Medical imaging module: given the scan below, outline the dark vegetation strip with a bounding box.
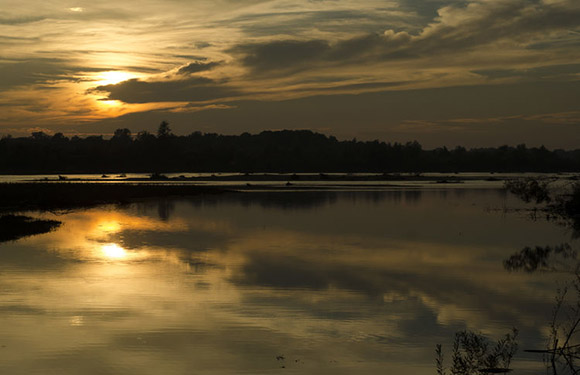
[0,183,228,213]
[1,127,579,173]
[0,215,61,243]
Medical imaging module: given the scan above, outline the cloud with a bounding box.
[473,63,580,81]
[176,61,221,75]
[0,16,46,25]
[230,39,331,72]
[0,59,161,89]
[216,8,417,37]
[230,0,580,74]
[91,76,240,103]
[0,59,75,88]
[0,35,39,44]
[414,0,580,52]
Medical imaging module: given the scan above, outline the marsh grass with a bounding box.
[0,215,61,243]
[0,182,226,212]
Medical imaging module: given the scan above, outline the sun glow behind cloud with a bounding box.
[94,71,136,86]
[89,71,135,110]
[79,70,174,117]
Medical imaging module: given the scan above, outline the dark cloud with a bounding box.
[0,35,39,43]
[0,59,74,88]
[408,0,580,54]
[302,80,411,93]
[91,76,240,103]
[171,54,208,60]
[177,61,221,75]
[193,42,212,49]
[473,63,580,81]
[122,65,164,74]
[230,0,580,73]
[528,37,580,50]
[0,16,46,25]
[230,39,331,72]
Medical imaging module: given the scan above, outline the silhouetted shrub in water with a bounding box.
[505,178,580,236]
[504,178,554,204]
[523,279,580,375]
[436,329,518,375]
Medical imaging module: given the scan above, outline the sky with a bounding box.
[1,0,579,148]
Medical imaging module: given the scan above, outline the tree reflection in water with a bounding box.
[504,178,580,374]
[438,178,580,374]
[504,249,580,375]
[436,329,518,374]
[532,282,580,375]
[504,244,576,273]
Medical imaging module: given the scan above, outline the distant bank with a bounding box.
[1,128,579,174]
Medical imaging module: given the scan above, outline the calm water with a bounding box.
[0,188,576,374]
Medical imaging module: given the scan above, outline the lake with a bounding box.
[0,187,576,374]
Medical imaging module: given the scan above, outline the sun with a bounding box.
[95,71,134,86]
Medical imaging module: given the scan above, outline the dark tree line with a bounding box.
[1,123,579,173]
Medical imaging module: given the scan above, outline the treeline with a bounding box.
[1,124,579,173]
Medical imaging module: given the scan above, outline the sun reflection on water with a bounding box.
[101,243,127,259]
[98,220,121,233]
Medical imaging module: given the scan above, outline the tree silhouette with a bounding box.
[0,128,579,174]
[136,130,155,142]
[157,121,172,138]
[112,128,132,141]
[31,131,50,140]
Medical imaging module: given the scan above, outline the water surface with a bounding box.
[0,189,575,374]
